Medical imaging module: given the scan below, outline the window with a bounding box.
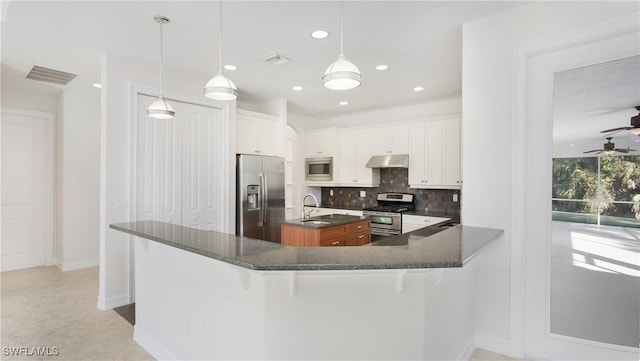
[552,155,640,228]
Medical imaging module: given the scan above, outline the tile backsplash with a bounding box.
[320,168,460,216]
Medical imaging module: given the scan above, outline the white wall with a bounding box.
[1,81,101,271]
[1,88,58,114]
[318,96,461,129]
[58,77,101,270]
[99,54,234,309]
[461,1,639,357]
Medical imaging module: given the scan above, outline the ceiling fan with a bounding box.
[600,106,640,136]
[583,137,636,155]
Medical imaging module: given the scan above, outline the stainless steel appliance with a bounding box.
[363,193,415,237]
[305,156,333,181]
[236,154,285,243]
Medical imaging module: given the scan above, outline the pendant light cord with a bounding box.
[159,19,164,97]
[339,0,344,56]
[219,0,223,73]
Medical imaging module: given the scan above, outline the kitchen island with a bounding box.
[111,220,503,360]
[280,214,371,247]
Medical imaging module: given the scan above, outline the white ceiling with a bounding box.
[553,56,640,147]
[1,0,526,118]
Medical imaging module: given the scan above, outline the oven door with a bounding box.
[364,212,401,233]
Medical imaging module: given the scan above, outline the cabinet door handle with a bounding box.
[358,235,365,239]
[357,225,362,229]
[331,241,340,246]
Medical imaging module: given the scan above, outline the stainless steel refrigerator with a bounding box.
[236,154,285,243]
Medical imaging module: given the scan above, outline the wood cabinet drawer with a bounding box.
[346,232,370,246]
[347,221,370,233]
[319,225,348,241]
[319,237,347,247]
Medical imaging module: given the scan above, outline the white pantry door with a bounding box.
[136,95,223,231]
[1,108,53,272]
[181,104,222,231]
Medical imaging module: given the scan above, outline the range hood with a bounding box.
[365,154,409,168]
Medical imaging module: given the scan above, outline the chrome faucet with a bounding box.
[301,193,320,219]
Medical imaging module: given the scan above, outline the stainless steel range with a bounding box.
[363,193,415,237]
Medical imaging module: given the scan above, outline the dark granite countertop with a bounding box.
[282,214,368,229]
[110,220,501,271]
[304,205,460,222]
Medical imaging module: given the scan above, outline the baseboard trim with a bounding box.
[134,326,177,361]
[457,335,477,361]
[58,258,99,272]
[475,333,511,357]
[97,292,129,311]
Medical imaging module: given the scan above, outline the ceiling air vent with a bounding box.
[261,53,291,66]
[25,65,77,85]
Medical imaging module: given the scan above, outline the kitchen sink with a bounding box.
[301,220,333,225]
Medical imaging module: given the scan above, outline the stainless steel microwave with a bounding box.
[305,156,333,181]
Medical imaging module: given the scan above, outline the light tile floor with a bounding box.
[1,266,519,361]
[1,266,153,361]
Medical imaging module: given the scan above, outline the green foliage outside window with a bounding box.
[552,155,640,227]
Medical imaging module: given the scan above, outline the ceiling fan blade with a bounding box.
[613,148,636,153]
[583,149,602,154]
[600,126,632,133]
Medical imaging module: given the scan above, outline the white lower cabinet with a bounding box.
[401,214,451,234]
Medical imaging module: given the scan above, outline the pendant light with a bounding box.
[204,0,238,100]
[147,16,175,119]
[322,0,361,90]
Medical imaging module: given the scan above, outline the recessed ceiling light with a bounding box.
[413,86,424,92]
[311,30,329,39]
[375,65,389,71]
[292,86,303,91]
[339,101,349,106]
[569,143,575,147]
[224,64,238,71]
[92,83,102,88]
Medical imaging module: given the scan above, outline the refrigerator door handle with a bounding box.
[258,173,265,226]
[263,173,269,224]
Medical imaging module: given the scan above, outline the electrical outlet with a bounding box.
[360,190,366,197]
[453,194,458,202]
[330,189,334,196]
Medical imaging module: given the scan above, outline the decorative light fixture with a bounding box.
[322,0,361,90]
[311,30,329,39]
[204,0,238,101]
[147,16,175,119]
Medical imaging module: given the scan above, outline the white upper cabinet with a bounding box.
[408,117,461,189]
[304,128,339,156]
[339,128,380,187]
[236,109,284,157]
[371,123,409,155]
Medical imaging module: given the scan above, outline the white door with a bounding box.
[1,108,53,272]
[181,105,222,231]
[136,95,223,231]
[522,29,639,360]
